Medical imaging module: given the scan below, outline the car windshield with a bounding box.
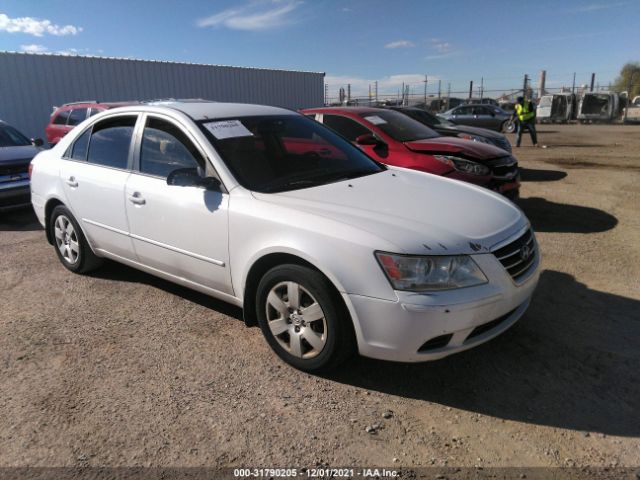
[403,109,455,128]
[0,124,31,147]
[198,115,385,193]
[358,110,439,142]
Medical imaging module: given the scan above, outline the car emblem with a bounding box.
[520,244,532,261]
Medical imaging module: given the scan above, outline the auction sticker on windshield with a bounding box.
[203,120,253,139]
[364,115,387,125]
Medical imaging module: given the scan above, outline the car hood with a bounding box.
[253,168,526,255]
[437,125,506,140]
[0,145,40,163]
[403,137,509,160]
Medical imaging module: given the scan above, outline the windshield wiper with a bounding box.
[260,169,377,193]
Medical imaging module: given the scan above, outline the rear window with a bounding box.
[67,108,88,126]
[53,110,71,125]
[358,110,439,142]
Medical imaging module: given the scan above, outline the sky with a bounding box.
[1,0,638,99]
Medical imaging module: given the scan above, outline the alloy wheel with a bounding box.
[54,215,80,265]
[265,281,327,359]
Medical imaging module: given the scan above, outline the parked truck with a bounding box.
[577,92,622,123]
[537,93,577,123]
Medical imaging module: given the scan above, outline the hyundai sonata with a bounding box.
[30,101,539,371]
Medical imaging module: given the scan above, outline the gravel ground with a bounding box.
[1,124,638,473]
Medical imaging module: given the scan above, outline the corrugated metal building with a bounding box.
[0,52,325,139]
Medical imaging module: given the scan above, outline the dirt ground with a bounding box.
[1,124,639,475]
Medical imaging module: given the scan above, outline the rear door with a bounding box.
[59,114,138,259]
[451,106,474,125]
[124,114,232,294]
[472,106,492,128]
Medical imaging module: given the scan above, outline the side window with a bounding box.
[69,128,91,161]
[139,117,203,179]
[86,116,137,169]
[89,108,103,117]
[53,110,70,125]
[67,108,88,126]
[322,115,370,142]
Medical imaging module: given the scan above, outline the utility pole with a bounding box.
[374,81,378,104]
[447,82,451,110]
[423,74,428,107]
[538,70,546,98]
[480,77,484,100]
[523,74,529,98]
[438,79,441,99]
[590,73,595,92]
[324,83,328,106]
[572,72,576,94]
[468,81,473,101]
[368,84,372,106]
[347,83,351,103]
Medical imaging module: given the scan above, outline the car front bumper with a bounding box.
[0,179,31,211]
[343,246,540,363]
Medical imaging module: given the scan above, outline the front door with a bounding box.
[124,114,232,295]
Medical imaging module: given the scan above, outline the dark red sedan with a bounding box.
[302,107,520,198]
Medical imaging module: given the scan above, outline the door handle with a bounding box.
[128,192,146,205]
[65,176,78,188]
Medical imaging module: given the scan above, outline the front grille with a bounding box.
[492,163,518,179]
[492,229,537,281]
[485,156,518,180]
[0,160,30,176]
[465,308,517,342]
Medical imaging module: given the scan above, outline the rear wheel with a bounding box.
[256,264,355,372]
[503,120,515,133]
[49,205,102,273]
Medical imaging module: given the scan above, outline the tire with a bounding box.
[256,264,355,372]
[503,120,516,134]
[49,205,102,273]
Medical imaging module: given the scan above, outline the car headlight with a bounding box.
[375,252,488,291]
[434,155,490,176]
[457,133,491,144]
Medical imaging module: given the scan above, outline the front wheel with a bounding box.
[256,264,355,372]
[49,205,102,273]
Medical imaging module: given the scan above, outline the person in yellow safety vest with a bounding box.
[514,96,539,147]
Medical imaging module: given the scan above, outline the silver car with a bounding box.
[440,105,513,132]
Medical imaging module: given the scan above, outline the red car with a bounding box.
[302,107,520,198]
[45,101,137,146]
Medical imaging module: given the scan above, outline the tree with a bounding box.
[613,62,640,99]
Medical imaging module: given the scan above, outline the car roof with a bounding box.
[58,101,139,109]
[302,106,389,114]
[106,101,296,120]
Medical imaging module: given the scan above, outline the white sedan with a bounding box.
[30,101,540,371]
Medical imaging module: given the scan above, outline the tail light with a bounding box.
[28,162,33,179]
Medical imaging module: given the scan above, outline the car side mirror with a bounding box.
[31,138,44,147]
[355,133,385,147]
[167,168,221,191]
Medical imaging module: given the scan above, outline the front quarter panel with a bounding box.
[228,189,400,303]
